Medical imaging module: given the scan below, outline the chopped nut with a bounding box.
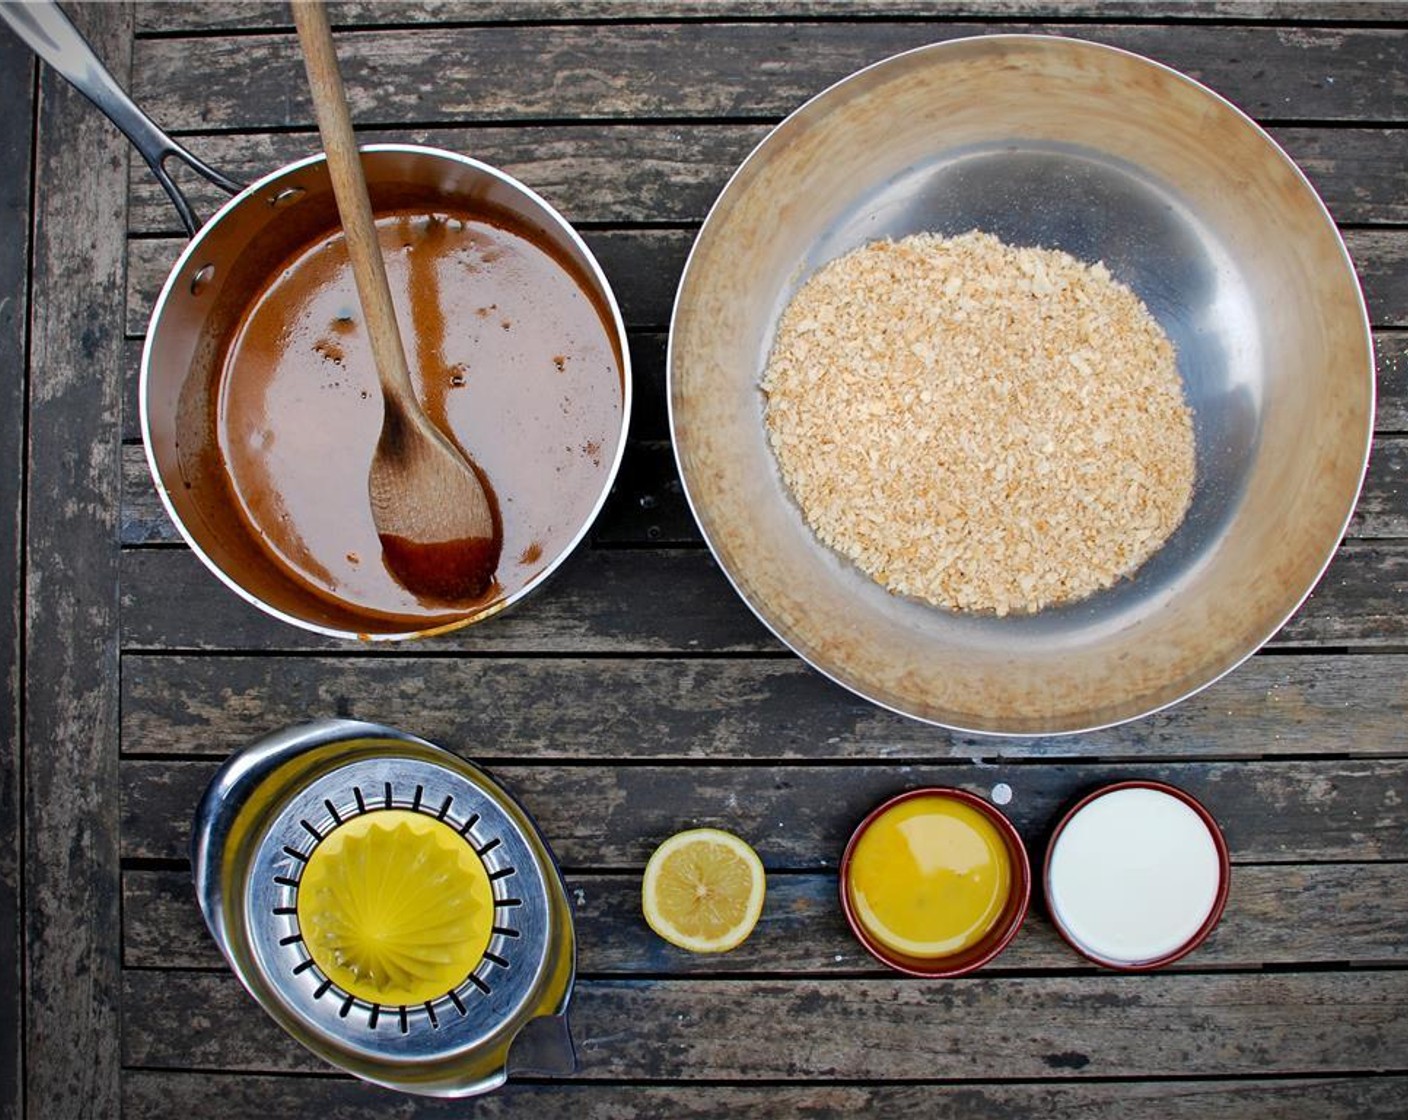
[759,231,1195,615]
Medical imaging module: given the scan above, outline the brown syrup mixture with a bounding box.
[218,208,622,625]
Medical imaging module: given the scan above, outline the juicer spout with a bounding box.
[506,1012,577,1078]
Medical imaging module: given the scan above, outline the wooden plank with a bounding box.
[1378,331,1408,432]
[592,440,706,545]
[1347,230,1408,329]
[1271,127,1408,226]
[122,862,1408,973]
[119,444,167,547]
[125,123,772,234]
[117,1071,1408,1120]
[23,5,129,1116]
[0,29,32,1120]
[118,546,778,653]
[1289,541,1408,646]
[128,24,1408,130]
[117,652,1408,762]
[1352,437,1406,537]
[134,2,1408,34]
[119,757,1408,865]
[116,538,1408,652]
[125,226,1408,337]
[121,968,1408,1078]
[123,124,1408,234]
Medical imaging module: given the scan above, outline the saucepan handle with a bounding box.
[0,0,243,235]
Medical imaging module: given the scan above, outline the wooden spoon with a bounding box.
[291,0,500,603]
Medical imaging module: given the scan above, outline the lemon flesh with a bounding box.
[296,809,494,1005]
[642,828,765,953]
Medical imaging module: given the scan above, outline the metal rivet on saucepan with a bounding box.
[189,263,216,296]
[268,185,307,208]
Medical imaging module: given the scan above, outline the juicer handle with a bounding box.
[0,0,243,235]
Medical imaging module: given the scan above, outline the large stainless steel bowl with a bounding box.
[669,35,1374,735]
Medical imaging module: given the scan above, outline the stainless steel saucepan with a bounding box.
[3,0,631,639]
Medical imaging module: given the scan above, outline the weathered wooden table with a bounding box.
[3,2,1407,1117]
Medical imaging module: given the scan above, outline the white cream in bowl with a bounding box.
[1046,785,1225,967]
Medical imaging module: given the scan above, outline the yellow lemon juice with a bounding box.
[847,794,1012,958]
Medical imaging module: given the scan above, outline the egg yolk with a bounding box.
[847,795,1012,959]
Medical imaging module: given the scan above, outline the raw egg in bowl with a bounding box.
[840,787,1030,977]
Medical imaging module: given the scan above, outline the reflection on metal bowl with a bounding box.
[669,36,1373,734]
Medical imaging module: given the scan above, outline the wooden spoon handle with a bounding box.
[291,0,416,405]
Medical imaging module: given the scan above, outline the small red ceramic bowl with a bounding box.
[839,787,1031,977]
[1043,780,1230,971]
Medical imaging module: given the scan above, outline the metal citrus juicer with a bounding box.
[192,719,577,1097]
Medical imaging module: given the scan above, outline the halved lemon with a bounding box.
[641,828,766,952]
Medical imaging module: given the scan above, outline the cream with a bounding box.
[1046,786,1223,966]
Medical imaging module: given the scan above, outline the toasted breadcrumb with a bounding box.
[760,231,1194,616]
